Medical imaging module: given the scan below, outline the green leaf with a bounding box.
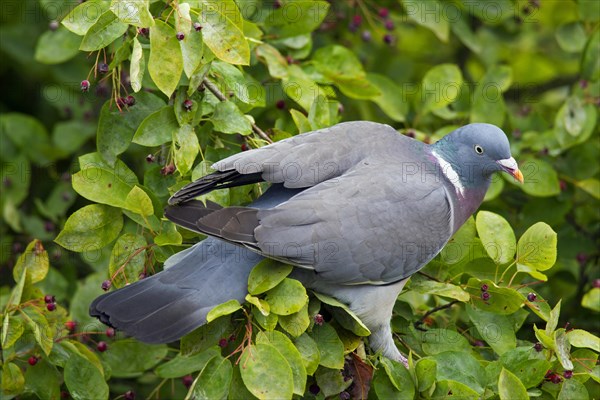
[582,288,600,312]
[403,0,449,41]
[240,344,294,399]
[2,315,24,349]
[64,354,109,400]
[130,37,145,92]
[187,355,233,400]
[558,378,589,400]
[380,357,415,397]
[290,109,312,133]
[498,368,528,400]
[34,27,81,64]
[476,210,516,264]
[125,185,154,216]
[62,0,110,35]
[2,362,25,397]
[196,1,249,65]
[567,329,600,352]
[24,358,61,400]
[415,358,436,392]
[108,233,147,288]
[555,98,597,148]
[514,159,560,196]
[181,316,232,356]
[367,73,408,122]
[312,291,371,336]
[470,65,512,126]
[211,101,253,135]
[55,205,122,252]
[310,323,344,369]
[516,222,557,271]
[582,29,600,80]
[181,30,204,79]
[154,221,183,246]
[315,367,352,397]
[429,351,485,393]
[13,240,48,284]
[440,216,476,264]
[256,44,288,79]
[282,65,324,112]
[22,307,54,356]
[246,294,271,316]
[308,94,331,130]
[264,278,308,315]
[96,91,166,165]
[431,380,480,399]
[101,339,168,377]
[576,178,600,199]
[264,0,330,38]
[556,22,587,53]
[254,306,278,330]
[555,328,574,370]
[257,331,307,395]
[547,300,561,334]
[206,299,242,323]
[149,20,183,97]
[80,10,128,51]
[173,124,199,175]
[110,0,154,27]
[248,259,293,295]
[72,166,133,209]
[422,64,463,112]
[466,305,516,355]
[420,328,471,355]
[408,274,470,301]
[466,278,524,315]
[293,333,321,375]
[155,347,219,378]
[278,302,310,337]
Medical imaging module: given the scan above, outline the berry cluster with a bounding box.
[545,369,571,384]
[480,284,490,301]
[44,294,57,311]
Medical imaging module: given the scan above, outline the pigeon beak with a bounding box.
[497,157,524,183]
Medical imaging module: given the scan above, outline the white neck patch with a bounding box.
[432,150,465,196]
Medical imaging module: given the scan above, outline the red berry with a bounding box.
[276,99,285,109]
[60,391,68,398]
[161,164,175,175]
[564,370,573,379]
[314,314,324,325]
[545,370,553,379]
[218,338,228,348]
[193,22,202,31]
[228,334,236,342]
[378,8,389,18]
[481,292,491,301]
[385,20,394,31]
[28,356,38,366]
[81,80,90,92]
[241,143,250,152]
[481,284,489,292]
[97,341,108,352]
[101,280,111,291]
[146,154,155,163]
[286,55,295,65]
[44,294,55,304]
[383,34,394,45]
[46,303,56,312]
[534,342,543,352]
[138,27,149,36]
[106,328,116,337]
[124,390,135,400]
[576,252,588,265]
[527,293,537,302]
[98,63,109,74]
[551,374,562,384]
[273,0,282,9]
[559,180,567,191]
[44,221,55,232]
[176,32,185,41]
[593,279,600,289]
[183,99,194,111]
[182,375,194,388]
[65,320,77,332]
[352,15,362,26]
[124,95,135,106]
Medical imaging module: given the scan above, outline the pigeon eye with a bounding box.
[474,145,484,155]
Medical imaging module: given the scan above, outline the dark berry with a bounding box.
[383,34,394,45]
[527,293,537,302]
[385,20,395,31]
[314,314,324,325]
[182,375,194,388]
[124,95,135,106]
[183,99,194,111]
[98,63,109,74]
[361,30,371,42]
[106,328,116,337]
[534,342,543,352]
[228,334,236,342]
[481,292,491,301]
[138,27,149,36]
[46,303,56,311]
[405,130,415,138]
[576,252,588,266]
[44,294,55,304]
[61,391,69,398]
[193,22,202,31]
[378,8,389,18]
[81,80,90,92]
[161,164,175,175]
[352,15,362,26]
[124,390,135,400]
[276,99,286,109]
[593,279,600,289]
[44,221,55,232]
[146,154,155,163]
[559,180,567,191]
[481,284,489,292]
[551,374,562,384]
[273,0,282,9]
[49,20,59,31]
[28,356,38,366]
[286,55,295,65]
[101,280,111,291]
[564,370,573,379]
[545,370,553,379]
[65,320,77,332]
[218,338,228,348]
[340,391,351,400]
[474,340,485,347]
[241,143,250,152]
[176,32,185,41]
[97,341,108,352]
[309,383,320,395]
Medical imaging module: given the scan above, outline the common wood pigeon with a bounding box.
[90,121,523,366]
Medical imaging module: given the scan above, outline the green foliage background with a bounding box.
[1,0,599,399]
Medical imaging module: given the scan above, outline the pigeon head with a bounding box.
[432,123,524,188]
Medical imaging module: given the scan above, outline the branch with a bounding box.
[414,300,459,331]
[202,77,273,144]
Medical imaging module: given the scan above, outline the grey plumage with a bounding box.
[90,121,522,365]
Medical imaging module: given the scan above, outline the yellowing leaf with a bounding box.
[149,20,183,97]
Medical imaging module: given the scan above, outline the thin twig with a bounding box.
[414,300,459,331]
[202,77,273,144]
